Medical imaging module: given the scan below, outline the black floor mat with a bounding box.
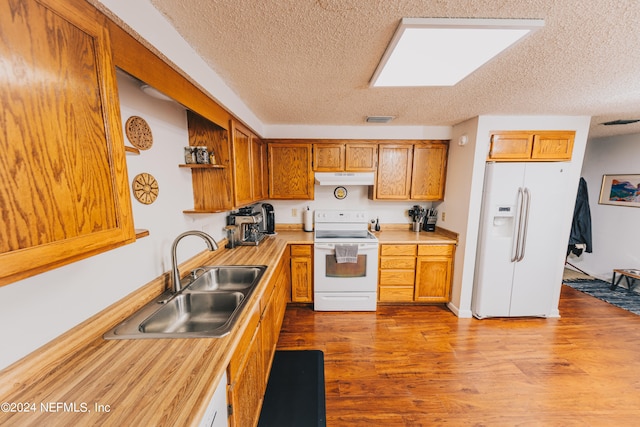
[258,350,326,427]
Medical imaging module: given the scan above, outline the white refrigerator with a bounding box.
[472,162,571,318]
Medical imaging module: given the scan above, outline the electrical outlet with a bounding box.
[292,208,298,217]
[441,212,446,221]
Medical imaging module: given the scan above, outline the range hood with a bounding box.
[314,172,375,186]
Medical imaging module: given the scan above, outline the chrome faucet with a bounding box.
[170,231,219,293]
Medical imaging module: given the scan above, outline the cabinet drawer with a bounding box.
[418,245,453,256]
[290,244,312,256]
[381,245,417,256]
[379,286,414,302]
[379,270,415,285]
[380,257,416,269]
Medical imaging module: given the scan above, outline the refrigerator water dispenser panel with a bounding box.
[491,205,515,238]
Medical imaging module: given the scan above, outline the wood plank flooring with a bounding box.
[276,286,640,426]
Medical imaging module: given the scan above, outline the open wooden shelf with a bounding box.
[125,146,141,155]
[135,229,150,239]
[179,163,226,169]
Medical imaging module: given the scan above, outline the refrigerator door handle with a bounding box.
[517,188,531,262]
[511,187,524,262]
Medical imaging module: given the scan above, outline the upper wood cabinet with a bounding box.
[372,141,449,201]
[374,144,414,199]
[488,131,575,161]
[313,142,377,171]
[267,142,314,200]
[0,0,135,286]
[182,111,233,213]
[230,120,266,208]
[411,142,449,200]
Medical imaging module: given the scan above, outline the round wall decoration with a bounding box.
[334,186,347,199]
[132,172,159,204]
[125,116,153,150]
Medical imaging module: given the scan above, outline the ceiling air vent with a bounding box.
[366,115,395,124]
[601,119,640,126]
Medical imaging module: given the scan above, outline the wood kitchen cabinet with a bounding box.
[182,111,233,213]
[290,244,313,303]
[228,252,288,427]
[374,144,414,199]
[378,245,417,302]
[267,142,314,200]
[372,141,449,201]
[488,130,575,161]
[0,0,135,286]
[411,142,449,200]
[415,245,454,303]
[231,120,266,207]
[227,304,263,427]
[313,142,377,171]
[378,244,455,303]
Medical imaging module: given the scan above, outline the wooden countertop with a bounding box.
[0,228,455,426]
[0,236,289,427]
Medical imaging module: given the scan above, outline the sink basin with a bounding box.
[186,266,266,292]
[139,292,244,334]
[103,265,267,339]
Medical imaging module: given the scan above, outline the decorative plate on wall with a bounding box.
[125,116,153,150]
[132,172,159,204]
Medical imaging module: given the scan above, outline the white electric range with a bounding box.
[313,210,379,311]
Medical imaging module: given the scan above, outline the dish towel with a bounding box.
[335,244,358,264]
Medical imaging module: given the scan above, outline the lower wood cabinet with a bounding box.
[290,244,313,303]
[227,253,288,427]
[379,244,454,303]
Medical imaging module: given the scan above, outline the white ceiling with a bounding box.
[147,0,640,139]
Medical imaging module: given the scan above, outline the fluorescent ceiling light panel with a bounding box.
[370,18,544,87]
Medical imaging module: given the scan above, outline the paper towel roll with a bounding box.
[303,207,313,232]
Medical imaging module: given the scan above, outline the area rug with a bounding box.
[258,350,326,427]
[564,278,640,316]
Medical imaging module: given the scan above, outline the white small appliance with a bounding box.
[313,209,379,311]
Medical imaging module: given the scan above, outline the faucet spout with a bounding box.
[171,231,219,293]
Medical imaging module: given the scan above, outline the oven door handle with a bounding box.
[314,244,336,250]
[314,243,378,250]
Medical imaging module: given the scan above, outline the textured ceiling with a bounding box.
[148,0,640,138]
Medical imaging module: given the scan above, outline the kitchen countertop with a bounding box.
[0,228,455,426]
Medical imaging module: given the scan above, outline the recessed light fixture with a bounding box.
[365,115,395,123]
[370,18,545,87]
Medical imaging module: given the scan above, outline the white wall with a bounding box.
[569,133,640,280]
[0,71,228,370]
[441,115,591,318]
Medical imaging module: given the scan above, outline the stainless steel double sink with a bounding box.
[104,265,266,339]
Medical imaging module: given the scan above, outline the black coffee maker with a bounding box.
[261,203,276,234]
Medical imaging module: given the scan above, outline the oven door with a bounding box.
[313,242,378,293]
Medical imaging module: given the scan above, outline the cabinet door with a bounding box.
[252,136,266,201]
[228,324,263,427]
[290,245,313,303]
[231,121,254,207]
[313,143,344,171]
[268,143,314,199]
[411,142,448,200]
[0,0,135,286]
[488,132,534,160]
[375,145,413,199]
[415,245,454,303]
[345,144,377,171]
[531,131,574,160]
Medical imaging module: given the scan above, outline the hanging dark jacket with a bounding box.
[568,177,593,256]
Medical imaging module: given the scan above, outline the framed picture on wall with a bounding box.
[599,174,640,207]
